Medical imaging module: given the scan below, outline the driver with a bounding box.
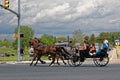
[80,40,90,62]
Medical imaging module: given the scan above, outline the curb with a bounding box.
[0,60,63,64]
[1,59,120,64]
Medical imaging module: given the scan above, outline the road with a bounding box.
[0,63,120,80]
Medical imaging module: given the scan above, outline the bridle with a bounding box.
[29,39,40,49]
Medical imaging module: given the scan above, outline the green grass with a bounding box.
[0,46,17,54]
[0,47,48,62]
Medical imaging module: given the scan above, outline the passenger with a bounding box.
[83,40,87,50]
[102,40,109,53]
[80,40,90,62]
[96,40,109,61]
[83,40,90,53]
[89,43,96,56]
[96,40,109,55]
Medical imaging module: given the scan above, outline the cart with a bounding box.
[67,51,109,67]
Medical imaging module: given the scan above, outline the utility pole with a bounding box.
[0,0,21,61]
[17,0,21,61]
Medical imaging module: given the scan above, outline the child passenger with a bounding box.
[89,43,96,56]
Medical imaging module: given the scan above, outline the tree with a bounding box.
[89,34,95,44]
[0,40,2,47]
[99,32,109,40]
[95,32,109,43]
[56,37,68,42]
[112,32,120,40]
[40,34,54,45]
[109,32,120,45]
[84,36,89,41]
[1,39,12,48]
[13,25,34,49]
[72,29,84,45]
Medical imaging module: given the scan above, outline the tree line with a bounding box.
[0,26,120,49]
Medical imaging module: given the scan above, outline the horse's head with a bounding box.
[34,37,45,45]
[29,38,39,48]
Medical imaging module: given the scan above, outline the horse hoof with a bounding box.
[34,64,37,66]
[30,64,32,66]
[57,64,60,66]
[49,64,54,67]
[64,63,67,65]
[57,63,60,66]
[42,62,46,64]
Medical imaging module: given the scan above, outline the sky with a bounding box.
[0,0,120,37]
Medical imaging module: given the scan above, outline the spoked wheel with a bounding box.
[93,57,109,67]
[67,55,83,67]
[74,57,83,66]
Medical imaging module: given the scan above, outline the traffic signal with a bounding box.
[13,33,24,38]
[20,34,24,38]
[13,33,18,38]
[4,0,9,9]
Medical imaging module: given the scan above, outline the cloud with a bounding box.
[0,0,120,36]
[32,3,70,23]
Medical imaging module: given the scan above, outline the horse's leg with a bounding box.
[49,54,56,66]
[59,53,67,65]
[34,51,42,66]
[34,56,39,66]
[34,55,46,66]
[39,57,46,64]
[56,54,60,66]
[30,56,36,66]
[38,52,46,64]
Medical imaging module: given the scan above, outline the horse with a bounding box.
[29,38,68,66]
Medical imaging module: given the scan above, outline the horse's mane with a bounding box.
[33,37,45,45]
[33,37,57,46]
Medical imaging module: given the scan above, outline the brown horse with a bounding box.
[29,38,67,66]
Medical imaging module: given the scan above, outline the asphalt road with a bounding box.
[0,63,120,80]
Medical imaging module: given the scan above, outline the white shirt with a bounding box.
[29,48,34,53]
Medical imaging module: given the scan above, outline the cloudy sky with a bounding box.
[0,0,120,37]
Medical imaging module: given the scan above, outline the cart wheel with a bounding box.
[93,57,109,67]
[67,56,83,67]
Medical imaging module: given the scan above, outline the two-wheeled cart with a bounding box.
[67,52,109,67]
